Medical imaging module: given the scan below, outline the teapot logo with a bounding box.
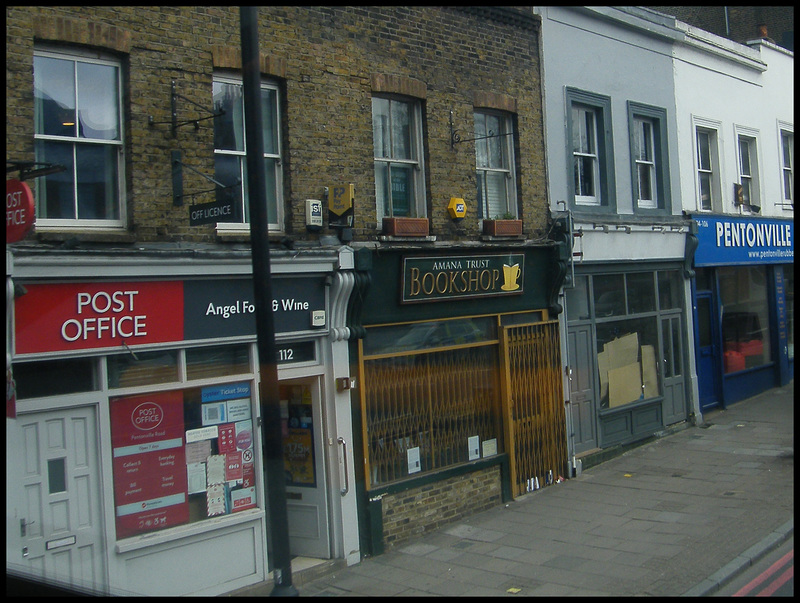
[501,263,521,291]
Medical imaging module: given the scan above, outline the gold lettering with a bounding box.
[410,267,420,297]
[436,272,449,294]
[468,270,479,291]
[480,269,492,290]
[422,272,435,295]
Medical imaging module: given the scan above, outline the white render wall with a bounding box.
[673,23,794,219]
[536,6,683,221]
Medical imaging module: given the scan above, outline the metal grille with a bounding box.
[505,321,568,496]
[363,346,501,487]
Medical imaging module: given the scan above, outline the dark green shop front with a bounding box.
[349,244,568,553]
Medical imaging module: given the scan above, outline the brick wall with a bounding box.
[6,6,547,244]
[380,466,502,550]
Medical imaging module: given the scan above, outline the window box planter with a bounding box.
[382,217,429,236]
[482,219,522,236]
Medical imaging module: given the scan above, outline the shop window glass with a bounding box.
[626,273,656,314]
[363,317,495,356]
[593,274,626,317]
[596,317,660,409]
[110,380,257,539]
[658,270,682,310]
[107,350,179,389]
[186,344,250,380]
[13,358,98,399]
[719,266,772,373]
[565,275,590,321]
[362,332,502,486]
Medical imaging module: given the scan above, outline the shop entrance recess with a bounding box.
[6,404,106,593]
[280,379,331,559]
[501,319,569,497]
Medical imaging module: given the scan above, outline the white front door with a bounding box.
[281,379,331,558]
[6,405,106,593]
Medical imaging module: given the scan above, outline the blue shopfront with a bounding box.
[691,215,793,411]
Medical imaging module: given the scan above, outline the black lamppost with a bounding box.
[240,6,298,596]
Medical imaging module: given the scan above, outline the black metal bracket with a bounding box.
[170,150,239,206]
[149,81,224,137]
[7,161,66,181]
[449,110,513,149]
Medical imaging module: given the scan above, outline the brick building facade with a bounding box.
[7,6,565,595]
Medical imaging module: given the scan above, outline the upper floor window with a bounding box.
[633,117,657,207]
[372,95,426,219]
[474,110,517,219]
[566,88,614,212]
[780,129,793,208]
[628,102,670,213]
[736,132,760,211]
[213,74,283,230]
[33,49,124,227]
[695,128,715,212]
[572,105,600,205]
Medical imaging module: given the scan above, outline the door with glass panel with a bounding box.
[281,378,331,559]
[6,405,106,593]
[661,315,686,425]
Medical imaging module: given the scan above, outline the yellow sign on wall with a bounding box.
[328,184,354,216]
[447,197,466,220]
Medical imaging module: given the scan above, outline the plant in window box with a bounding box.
[382,216,430,236]
[483,213,522,236]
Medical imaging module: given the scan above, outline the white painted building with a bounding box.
[535,6,793,468]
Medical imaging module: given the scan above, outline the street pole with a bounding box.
[240,6,298,596]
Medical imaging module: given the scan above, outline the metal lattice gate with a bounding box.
[502,321,568,497]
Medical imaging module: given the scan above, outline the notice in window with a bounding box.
[110,391,189,539]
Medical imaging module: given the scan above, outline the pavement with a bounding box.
[229,381,794,597]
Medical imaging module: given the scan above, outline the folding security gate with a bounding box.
[501,321,568,497]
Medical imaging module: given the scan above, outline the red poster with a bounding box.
[225,451,243,482]
[110,391,189,539]
[218,423,237,453]
[14,281,184,355]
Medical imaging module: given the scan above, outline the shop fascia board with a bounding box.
[7,247,346,280]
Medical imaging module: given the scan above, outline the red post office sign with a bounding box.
[6,179,35,243]
[14,281,184,355]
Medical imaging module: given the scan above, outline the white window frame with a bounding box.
[692,116,723,213]
[778,122,794,209]
[633,116,658,209]
[572,104,602,206]
[213,73,284,234]
[33,47,126,231]
[372,94,426,220]
[735,125,761,213]
[474,109,517,220]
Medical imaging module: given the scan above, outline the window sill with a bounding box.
[33,229,136,244]
[115,507,263,554]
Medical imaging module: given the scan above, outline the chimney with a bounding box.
[757,24,768,38]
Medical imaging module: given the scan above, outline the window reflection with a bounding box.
[593,274,625,317]
[363,317,495,356]
[719,266,771,373]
